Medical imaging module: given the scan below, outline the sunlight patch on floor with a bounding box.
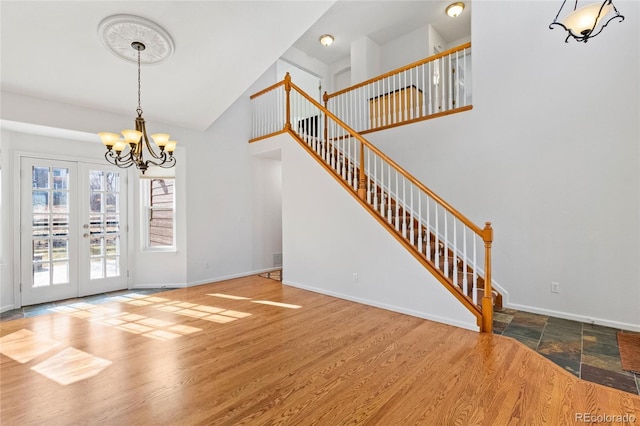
[207,293,250,300]
[252,300,302,309]
[31,347,111,385]
[0,329,62,364]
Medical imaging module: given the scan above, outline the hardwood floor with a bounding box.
[1,276,639,425]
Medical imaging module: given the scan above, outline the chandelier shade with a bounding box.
[98,38,176,174]
[549,0,624,43]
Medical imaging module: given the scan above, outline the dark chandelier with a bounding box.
[98,41,176,174]
[549,0,624,43]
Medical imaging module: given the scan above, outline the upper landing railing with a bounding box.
[324,42,472,134]
[249,72,492,332]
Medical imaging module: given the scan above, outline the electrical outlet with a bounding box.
[353,273,359,282]
[551,282,560,293]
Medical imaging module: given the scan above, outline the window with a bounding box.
[142,178,175,249]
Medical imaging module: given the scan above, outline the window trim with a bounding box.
[141,178,176,252]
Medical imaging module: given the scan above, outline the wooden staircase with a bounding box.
[327,144,503,311]
[250,73,499,331]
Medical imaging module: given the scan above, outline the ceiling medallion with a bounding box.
[98,14,175,64]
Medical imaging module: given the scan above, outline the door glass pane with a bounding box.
[52,215,69,236]
[53,168,70,190]
[33,264,49,287]
[33,239,50,262]
[53,239,69,261]
[90,236,104,256]
[52,262,69,285]
[105,172,119,192]
[90,193,103,213]
[89,169,122,281]
[91,258,104,280]
[106,193,118,213]
[53,191,69,213]
[29,165,72,293]
[32,191,49,212]
[90,214,104,235]
[32,167,49,189]
[106,236,120,256]
[106,257,119,278]
[106,215,119,233]
[33,214,50,237]
[89,171,103,191]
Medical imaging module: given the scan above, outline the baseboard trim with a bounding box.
[1,304,15,314]
[187,267,281,288]
[130,283,187,290]
[506,302,640,332]
[282,279,478,332]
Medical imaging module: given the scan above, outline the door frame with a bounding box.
[13,150,132,308]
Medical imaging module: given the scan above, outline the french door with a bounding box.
[20,158,128,306]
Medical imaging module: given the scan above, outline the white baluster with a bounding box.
[421,63,426,117]
[463,227,468,297]
[448,53,452,110]
[428,61,433,115]
[444,211,449,278]
[410,67,414,120]
[473,234,478,305]
[426,197,431,260]
[402,178,407,238]
[353,139,358,191]
[403,70,407,121]
[441,58,445,112]
[379,162,385,216]
[409,185,414,245]
[367,149,371,204]
[434,203,439,267]
[387,165,392,224]
[418,193,423,255]
[395,171,399,231]
[373,154,378,209]
[453,219,458,287]
[463,48,468,106]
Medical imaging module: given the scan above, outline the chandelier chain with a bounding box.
[137,47,142,116]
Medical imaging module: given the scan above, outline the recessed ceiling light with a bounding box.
[319,34,334,47]
[446,2,465,18]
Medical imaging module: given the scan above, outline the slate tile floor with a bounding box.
[494,307,640,395]
[1,286,638,395]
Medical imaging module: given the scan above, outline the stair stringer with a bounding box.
[275,132,479,331]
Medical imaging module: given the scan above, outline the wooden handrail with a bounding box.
[249,80,285,100]
[290,80,485,239]
[326,42,471,100]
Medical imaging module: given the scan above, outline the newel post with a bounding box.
[284,73,291,131]
[358,143,366,200]
[323,91,328,145]
[481,222,493,333]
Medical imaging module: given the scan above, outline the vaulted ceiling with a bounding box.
[0,1,471,132]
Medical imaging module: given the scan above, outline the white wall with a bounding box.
[277,133,478,330]
[351,37,381,84]
[279,47,330,97]
[380,25,430,73]
[185,64,283,286]
[251,155,283,269]
[276,59,322,103]
[365,1,640,330]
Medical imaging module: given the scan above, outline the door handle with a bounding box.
[83,224,89,229]
[83,233,89,238]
